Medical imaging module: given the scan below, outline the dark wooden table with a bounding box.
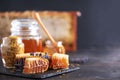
[0,47,120,80]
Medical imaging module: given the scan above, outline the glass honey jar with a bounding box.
[10,18,42,53]
[0,36,24,68]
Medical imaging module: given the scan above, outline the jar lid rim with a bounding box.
[11,18,40,31]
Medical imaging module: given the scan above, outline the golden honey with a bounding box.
[22,38,42,53]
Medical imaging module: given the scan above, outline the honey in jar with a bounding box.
[43,40,57,57]
[10,18,42,53]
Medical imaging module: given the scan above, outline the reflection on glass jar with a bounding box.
[10,18,42,53]
[0,36,24,68]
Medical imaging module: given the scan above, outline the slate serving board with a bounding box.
[0,63,80,79]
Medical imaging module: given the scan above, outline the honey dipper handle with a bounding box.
[33,12,57,45]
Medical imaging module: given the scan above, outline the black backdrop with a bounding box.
[1,0,120,50]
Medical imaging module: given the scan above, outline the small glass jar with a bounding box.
[57,41,65,54]
[0,36,24,68]
[43,40,57,57]
[10,18,42,53]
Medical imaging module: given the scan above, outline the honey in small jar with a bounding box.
[10,18,42,53]
[57,41,65,54]
[43,40,57,57]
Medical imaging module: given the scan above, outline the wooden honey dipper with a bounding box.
[32,12,65,54]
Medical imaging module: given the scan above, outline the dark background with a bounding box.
[0,0,120,50]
